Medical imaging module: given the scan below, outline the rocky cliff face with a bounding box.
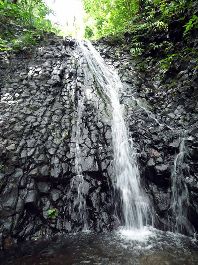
[94,38,198,234]
[0,34,197,248]
[0,36,117,248]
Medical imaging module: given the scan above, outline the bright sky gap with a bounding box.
[44,0,85,38]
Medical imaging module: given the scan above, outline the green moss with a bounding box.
[47,208,58,219]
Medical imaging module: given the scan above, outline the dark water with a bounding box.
[1,228,198,265]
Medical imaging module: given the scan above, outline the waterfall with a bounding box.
[70,55,88,231]
[74,94,88,230]
[170,138,194,235]
[79,40,149,230]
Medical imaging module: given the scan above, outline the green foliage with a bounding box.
[0,0,58,51]
[152,0,197,37]
[159,53,178,73]
[0,38,10,51]
[83,0,197,77]
[154,0,188,19]
[184,15,198,35]
[83,0,196,41]
[47,208,58,219]
[83,0,197,82]
[130,42,143,57]
[83,0,139,39]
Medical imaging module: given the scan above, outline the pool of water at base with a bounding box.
[1,228,198,265]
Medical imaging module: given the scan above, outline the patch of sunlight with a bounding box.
[44,0,85,38]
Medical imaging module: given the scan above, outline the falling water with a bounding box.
[70,55,88,230]
[170,138,194,235]
[74,94,88,230]
[79,40,149,230]
[131,96,174,130]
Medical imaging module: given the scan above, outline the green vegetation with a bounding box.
[0,0,58,51]
[83,0,139,38]
[1,0,197,72]
[47,208,58,219]
[83,0,197,40]
[184,15,198,35]
[83,0,197,73]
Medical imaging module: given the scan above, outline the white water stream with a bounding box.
[79,41,149,231]
[170,138,194,235]
[69,39,194,238]
[70,56,89,231]
[74,93,88,231]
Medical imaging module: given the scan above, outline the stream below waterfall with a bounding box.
[1,229,198,265]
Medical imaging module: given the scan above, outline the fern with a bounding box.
[184,15,198,35]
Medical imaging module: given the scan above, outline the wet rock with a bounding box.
[145,163,170,188]
[21,150,27,158]
[147,158,155,167]
[37,182,50,193]
[81,156,98,172]
[48,148,56,155]
[167,113,175,119]
[2,236,15,251]
[0,173,4,180]
[155,164,169,176]
[25,190,38,207]
[156,157,163,163]
[64,38,76,47]
[51,189,61,202]
[6,144,16,151]
[29,168,38,176]
[2,186,18,210]
[169,139,180,149]
[40,165,50,177]
[51,165,61,178]
[149,148,161,158]
[13,168,23,179]
[150,184,170,212]
[0,233,2,250]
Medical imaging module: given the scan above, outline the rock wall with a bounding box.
[0,35,197,248]
[94,38,198,235]
[0,36,119,248]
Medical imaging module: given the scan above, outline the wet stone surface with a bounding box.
[0,37,117,246]
[0,230,198,265]
[93,39,198,235]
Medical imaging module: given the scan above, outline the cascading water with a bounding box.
[170,137,194,235]
[70,55,89,231]
[73,93,88,230]
[79,40,149,231]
